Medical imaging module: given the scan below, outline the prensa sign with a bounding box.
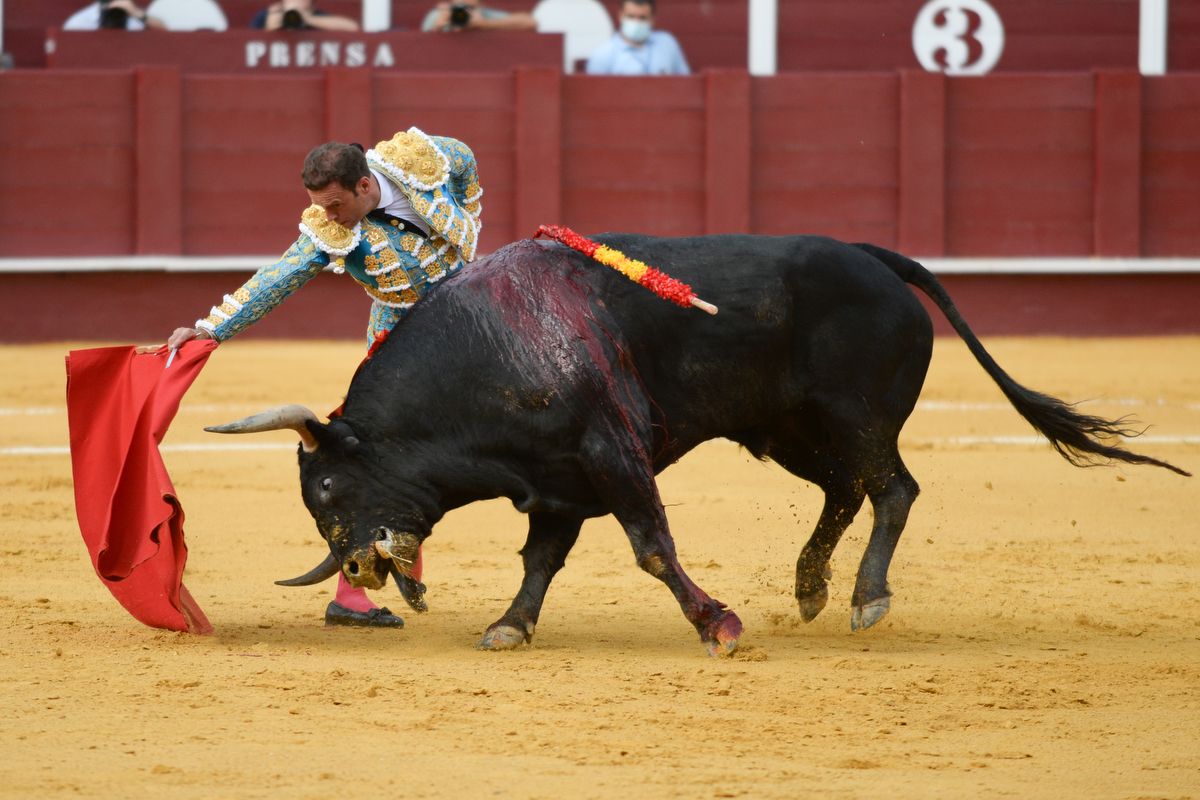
[244,40,397,69]
[44,30,563,73]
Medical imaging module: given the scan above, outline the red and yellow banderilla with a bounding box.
[534,225,718,315]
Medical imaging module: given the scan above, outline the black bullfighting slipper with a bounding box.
[324,601,404,628]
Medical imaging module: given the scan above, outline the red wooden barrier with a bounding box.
[2,270,1196,342]
[1143,75,1200,255]
[750,73,899,244]
[2,67,1200,259]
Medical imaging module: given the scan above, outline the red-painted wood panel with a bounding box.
[0,70,135,255]
[944,74,1094,255]
[750,74,898,243]
[778,0,1138,72]
[181,74,325,254]
[374,72,516,249]
[1168,0,1200,72]
[1142,75,1200,255]
[7,270,1199,343]
[560,75,705,235]
[4,68,1200,259]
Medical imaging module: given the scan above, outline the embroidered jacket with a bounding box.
[196,129,482,342]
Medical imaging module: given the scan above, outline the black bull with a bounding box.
[210,235,1189,655]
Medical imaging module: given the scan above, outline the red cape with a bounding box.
[66,341,219,634]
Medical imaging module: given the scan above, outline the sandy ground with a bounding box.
[0,337,1197,799]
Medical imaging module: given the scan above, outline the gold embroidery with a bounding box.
[376,268,411,291]
[364,225,389,251]
[300,205,358,254]
[372,129,449,190]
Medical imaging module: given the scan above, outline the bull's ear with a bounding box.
[304,418,342,450]
[313,419,363,454]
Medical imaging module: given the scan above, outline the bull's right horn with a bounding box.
[205,404,320,452]
[275,552,340,586]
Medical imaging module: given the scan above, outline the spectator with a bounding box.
[64,0,166,30]
[252,0,359,31]
[422,1,537,32]
[586,0,689,76]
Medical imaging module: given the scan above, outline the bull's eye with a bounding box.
[320,478,333,492]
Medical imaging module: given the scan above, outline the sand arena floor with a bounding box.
[0,337,1197,799]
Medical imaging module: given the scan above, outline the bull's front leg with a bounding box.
[624,511,743,657]
[582,435,742,657]
[478,511,583,651]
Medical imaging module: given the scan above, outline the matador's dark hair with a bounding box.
[301,142,370,192]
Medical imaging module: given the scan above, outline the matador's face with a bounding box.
[307,175,375,229]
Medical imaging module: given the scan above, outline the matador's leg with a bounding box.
[326,301,413,627]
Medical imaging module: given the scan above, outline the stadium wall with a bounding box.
[1,66,1198,340]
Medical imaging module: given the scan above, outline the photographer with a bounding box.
[252,0,359,32]
[422,1,536,32]
[63,0,166,30]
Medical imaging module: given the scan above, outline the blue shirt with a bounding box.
[585,30,690,76]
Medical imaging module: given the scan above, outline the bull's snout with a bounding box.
[370,528,421,575]
[341,543,388,590]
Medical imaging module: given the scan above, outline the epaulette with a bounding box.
[366,127,450,192]
[299,205,361,271]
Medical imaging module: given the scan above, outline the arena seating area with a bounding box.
[7,0,1199,70]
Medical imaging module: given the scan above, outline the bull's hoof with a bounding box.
[794,562,832,622]
[796,584,829,622]
[850,597,890,631]
[703,612,743,658]
[477,623,532,651]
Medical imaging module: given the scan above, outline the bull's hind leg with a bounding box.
[851,453,920,631]
[796,484,866,622]
[478,512,583,650]
[581,431,742,657]
[765,447,866,622]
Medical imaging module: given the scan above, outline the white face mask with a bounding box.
[620,16,652,44]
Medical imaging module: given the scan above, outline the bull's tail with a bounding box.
[853,242,1190,477]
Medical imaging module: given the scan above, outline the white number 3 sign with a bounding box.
[912,0,1005,75]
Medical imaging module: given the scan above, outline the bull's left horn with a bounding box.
[275,553,340,587]
[206,404,320,452]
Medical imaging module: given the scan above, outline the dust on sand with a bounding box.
[1,338,1197,799]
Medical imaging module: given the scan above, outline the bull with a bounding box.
[209,235,1189,655]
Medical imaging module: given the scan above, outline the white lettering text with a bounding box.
[296,41,316,67]
[320,41,341,66]
[269,41,290,68]
[245,41,267,68]
[373,42,395,68]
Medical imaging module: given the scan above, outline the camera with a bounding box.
[99,0,129,29]
[280,9,306,29]
[448,4,473,28]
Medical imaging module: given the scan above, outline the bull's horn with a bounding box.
[389,561,428,613]
[205,404,320,452]
[274,553,340,586]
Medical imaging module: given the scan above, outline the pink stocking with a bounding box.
[334,574,375,613]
